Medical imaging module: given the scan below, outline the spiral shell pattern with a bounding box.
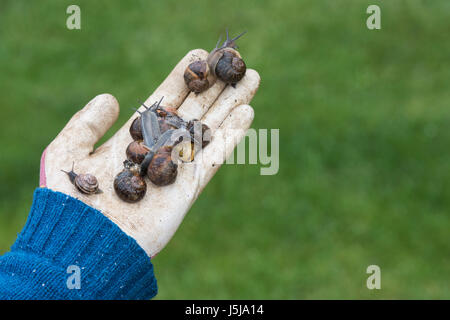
[74,174,100,194]
[215,49,246,84]
[184,60,210,93]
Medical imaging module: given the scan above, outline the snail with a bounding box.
[61,163,102,195]
[129,116,143,141]
[183,30,246,93]
[146,146,178,186]
[171,120,211,162]
[139,126,181,185]
[126,140,149,164]
[114,160,147,203]
[137,99,188,185]
[184,60,213,94]
[207,30,247,87]
[187,119,211,149]
[116,98,211,200]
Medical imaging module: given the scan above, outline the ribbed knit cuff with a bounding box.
[0,188,157,300]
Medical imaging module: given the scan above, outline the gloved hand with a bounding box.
[39,49,260,257]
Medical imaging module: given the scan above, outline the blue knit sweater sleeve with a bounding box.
[0,188,157,300]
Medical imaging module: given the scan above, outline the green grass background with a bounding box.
[0,0,449,299]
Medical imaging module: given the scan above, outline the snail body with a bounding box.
[114,160,147,203]
[130,100,184,141]
[62,163,101,195]
[158,117,176,134]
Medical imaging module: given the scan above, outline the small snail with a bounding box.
[146,146,178,186]
[114,160,147,203]
[126,140,149,164]
[207,30,247,87]
[61,163,102,195]
[184,60,213,94]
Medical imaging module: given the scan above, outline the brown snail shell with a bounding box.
[126,140,149,164]
[213,48,246,85]
[187,120,211,149]
[130,117,143,141]
[62,164,101,195]
[147,146,178,186]
[184,60,212,94]
[158,117,176,134]
[114,161,147,203]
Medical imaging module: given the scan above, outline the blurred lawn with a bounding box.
[1,0,449,299]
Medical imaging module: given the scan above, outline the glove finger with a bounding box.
[196,104,255,192]
[139,49,209,110]
[201,69,260,130]
[177,80,226,121]
[135,104,254,256]
[50,93,119,156]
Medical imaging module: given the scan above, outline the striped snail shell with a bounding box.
[62,163,102,195]
[75,174,100,194]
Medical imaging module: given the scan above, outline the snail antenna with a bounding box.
[61,162,77,183]
[138,100,150,110]
[232,30,247,42]
[156,96,164,109]
[220,29,229,48]
[223,30,246,49]
[215,35,222,49]
[131,107,142,115]
[149,101,159,111]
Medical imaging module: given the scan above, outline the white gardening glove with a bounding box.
[39,49,260,257]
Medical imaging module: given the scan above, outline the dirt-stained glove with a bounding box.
[39,49,260,257]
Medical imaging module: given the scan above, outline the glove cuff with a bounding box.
[1,188,157,300]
